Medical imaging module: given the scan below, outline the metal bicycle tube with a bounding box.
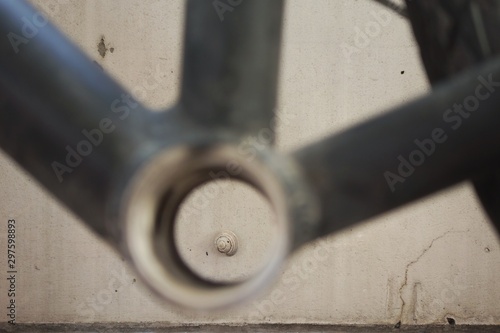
[2,0,500,308]
[180,0,284,139]
[0,0,152,238]
[405,0,500,234]
[292,58,500,245]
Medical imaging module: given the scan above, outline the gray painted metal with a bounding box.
[0,0,499,309]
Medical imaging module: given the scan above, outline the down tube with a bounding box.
[293,59,500,244]
[0,0,151,237]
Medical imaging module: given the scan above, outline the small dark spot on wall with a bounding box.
[394,321,401,329]
[400,70,405,75]
[110,47,115,53]
[133,278,136,283]
[98,37,108,58]
[206,252,209,256]
[447,317,456,326]
[34,265,40,271]
[485,247,491,253]
[115,290,118,292]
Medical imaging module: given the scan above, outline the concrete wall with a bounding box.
[1,0,499,326]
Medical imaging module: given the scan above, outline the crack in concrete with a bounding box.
[397,230,465,324]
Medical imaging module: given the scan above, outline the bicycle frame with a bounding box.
[1,0,499,309]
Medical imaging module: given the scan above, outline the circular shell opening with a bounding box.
[121,144,292,309]
[174,180,277,284]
